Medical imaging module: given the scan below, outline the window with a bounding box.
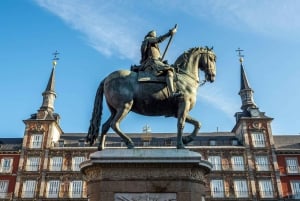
[291,181,300,199]
[251,132,265,147]
[72,156,85,171]
[0,158,13,173]
[50,157,63,171]
[26,157,40,171]
[209,140,216,146]
[208,156,221,171]
[70,180,82,198]
[232,139,238,146]
[234,180,248,198]
[255,156,269,171]
[47,180,60,198]
[22,180,36,198]
[231,156,245,171]
[286,158,299,174]
[210,179,224,198]
[0,180,8,198]
[31,134,43,148]
[259,180,273,198]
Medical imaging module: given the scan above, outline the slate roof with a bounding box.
[273,135,300,150]
[0,138,22,152]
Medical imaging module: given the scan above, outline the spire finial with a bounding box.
[52,50,60,68]
[236,48,244,64]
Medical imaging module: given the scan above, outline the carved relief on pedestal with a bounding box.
[114,193,177,201]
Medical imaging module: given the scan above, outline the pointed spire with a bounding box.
[236,48,257,111]
[39,51,59,112]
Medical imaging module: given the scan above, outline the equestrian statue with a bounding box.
[86,25,217,150]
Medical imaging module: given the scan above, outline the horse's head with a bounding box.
[199,47,216,83]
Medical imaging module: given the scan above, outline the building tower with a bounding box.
[14,52,63,200]
[232,49,282,200]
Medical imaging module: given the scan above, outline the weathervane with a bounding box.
[235,48,244,64]
[52,50,60,68]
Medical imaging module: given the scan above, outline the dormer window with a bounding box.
[209,140,216,146]
[31,134,43,149]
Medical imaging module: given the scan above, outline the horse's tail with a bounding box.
[86,79,105,145]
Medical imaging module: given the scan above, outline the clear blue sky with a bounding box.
[1,0,300,138]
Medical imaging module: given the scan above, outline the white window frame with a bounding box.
[26,157,40,171]
[231,156,245,171]
[234,180,248,198]
[50,157,63,171]
[70,180,82,198]
[22,180,36,198]
[286,158,299,174]
[208,156,221,171]
[255,156,269,171]
[47,180,60,198]
[251,132,265,147]
[0,180,9,198]
[258,180,273,198]
[291,181,300,199]
[0,158,13,173]
[72,156,85,171]
[31,134,43,148]
[210,179,224,198]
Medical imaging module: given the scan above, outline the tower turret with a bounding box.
[36,51,60,121]
[234,48,262,121]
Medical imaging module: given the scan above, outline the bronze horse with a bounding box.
[86,47,216,150]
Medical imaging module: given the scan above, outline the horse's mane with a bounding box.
[173,46,213,70]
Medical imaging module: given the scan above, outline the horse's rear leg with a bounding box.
[98,114,114,151]
[111,102,134,149]
[182,114,201,145]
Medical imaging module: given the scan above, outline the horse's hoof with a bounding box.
[126,142,135,149]
[177,144,186,149]
[182,136,194,145]
[98,146,104,151]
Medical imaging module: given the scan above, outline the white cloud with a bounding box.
[34,0,144,60]
[198,86,239,119]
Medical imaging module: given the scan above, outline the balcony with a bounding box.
[0,192,12,200]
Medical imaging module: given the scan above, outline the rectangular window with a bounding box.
[208,156,221,171]
[231,156,245,171]
[255,156,269,171]
[26,157,40,171]
[70,180,82,198]
[50,157,63,171]
[210,179,224,198]
[47,180,60,198]
[291,181,300,199]
[0,180,9,198]
[251,132,265,147]
[22,180,36,198]
[31,134,43,148]
[286,158,299,174]
[259,180,273,198]
[0,158,13,173]
[72,156,85,171]
[234,180,248,198]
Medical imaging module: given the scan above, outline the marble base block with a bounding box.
[81,148,212,201]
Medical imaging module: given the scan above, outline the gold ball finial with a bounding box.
[52,60,57,67]
[239,57,244,63]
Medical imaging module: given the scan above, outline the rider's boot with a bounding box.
[166,71,182,98]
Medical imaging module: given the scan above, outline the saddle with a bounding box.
[131,65,166,83]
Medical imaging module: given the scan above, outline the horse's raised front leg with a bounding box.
[182,114,201,145]
[111,102,135,149]
[176,99,190,149]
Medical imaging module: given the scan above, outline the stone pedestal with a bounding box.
[81,148,212,201]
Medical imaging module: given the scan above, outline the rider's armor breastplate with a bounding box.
[150,46,161,60]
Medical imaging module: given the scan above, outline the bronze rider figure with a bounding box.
[140,26,181,97]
